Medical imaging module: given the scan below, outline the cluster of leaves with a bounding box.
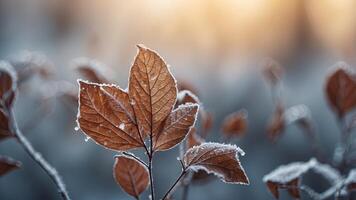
[0,58,70,199]
[262,61,356,199]
[75,45,249,199]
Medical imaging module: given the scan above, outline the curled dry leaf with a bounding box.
[262,58,283,86]
[0,62,17,141]
[0,109,12,141]
[176,90,199,106]
[263,158,341,199]
[73,57,109,84]
[0,61,17,109]
[0,155,21,176]
[113,155,149,198]
[153,103,199,151]
[267,102,285,141]
[325,62,356,118]
[128,45,177,140]
[221,110,248,138]
[183,142,249,184]
[77,81,143,151]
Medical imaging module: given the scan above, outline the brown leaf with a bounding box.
[286,178,300,199]
[153,103,199,151]
[0,61,17,108]
[262,58,283,86]
[176,90,199,107]
[186,127,204,150]
[74,57,109,84]
[128,45,177,139]
[325,63,356,118]
[200,110,213,138]
[113,155,149,198]
[266,181,279,199]
[0,109,12,141]
[183,142,249,184]
[77,80,143,151]
[0,155,21,176]
[222,110,248,138]
[267,102,285,141]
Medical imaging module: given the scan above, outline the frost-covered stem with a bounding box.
[9,110,70,200]
[162,170,187,200]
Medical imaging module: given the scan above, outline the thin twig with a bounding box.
[148,153,155,200]
[9,109,70,200]
[162,170,187,200]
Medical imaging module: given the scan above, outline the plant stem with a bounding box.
[121,152,148,168]
[162,170,187,200]
[9,110,70,200]
[148,154,155,200]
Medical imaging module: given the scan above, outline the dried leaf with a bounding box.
[128,45,177,139]
[325,62,356,118]
[221,110,248,138]
[200,110,213,138]
[113,155,149,198]
[73,57,110,84]
[262,58,283,86]
[267,102,285,141]
[0,109,12,141]
[77,80,143,151]
[176,90,199,107]
[153,103,199,151]
[0,61,17,108]
[263,159,317,199]
[183,142,249,184]
[0,155,21,176]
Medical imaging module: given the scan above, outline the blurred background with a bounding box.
[0,0,356,199]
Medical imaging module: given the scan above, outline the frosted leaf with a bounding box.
[0,155,21,176]
[263,158,316,184]
[345,169,356,191]
[183,142,249,184]
[285,104,311,125]
[72,57,111,84]
[176,90,200,106]
[310,162,341,185]
[153,103,199,151]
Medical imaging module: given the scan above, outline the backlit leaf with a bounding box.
[128,45,177,139]
[153,103,199,151]
[325,62,356,118]
[222,110,248,138]
[183,142,249,184]
[113,155,149,198]
[267,102,285,141]
[77,80,143,151]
